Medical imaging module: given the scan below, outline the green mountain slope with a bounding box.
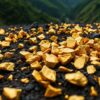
[74,0,100,23]
[0,0,100,25]
[0,0,59,25]
[0,0,71,25]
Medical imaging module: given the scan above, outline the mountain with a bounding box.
[74,0,100,23]
[0,0,100,25]
[0,0,72,25]
[0,0,60,25]
[65,0,85,8]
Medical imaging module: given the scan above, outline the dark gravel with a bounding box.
[0,24,100,100]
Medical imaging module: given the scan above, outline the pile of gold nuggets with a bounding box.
[0,23,100,100]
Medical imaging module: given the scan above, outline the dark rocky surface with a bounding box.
[0,24,100,100]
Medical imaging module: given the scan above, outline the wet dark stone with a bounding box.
[82,33,88,38]
[24,25,31,32]
[33,22,39,28]
[80,23,85,27]
[87,75,97,86]
[90,33,100,38]
[24,84,34,91]
[43,24,49,31]
[0,35,5,40]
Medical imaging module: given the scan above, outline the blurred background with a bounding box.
[0,0,100,25]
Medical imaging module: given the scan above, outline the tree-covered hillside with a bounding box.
[74,0,100,23]
[0,0,71,25]
[0,0,100,25]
